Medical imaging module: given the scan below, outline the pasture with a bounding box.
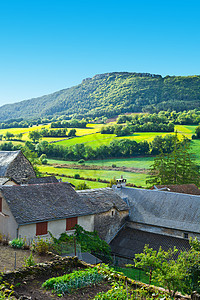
[38,164,148,187]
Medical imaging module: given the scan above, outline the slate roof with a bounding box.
[0,177,16,185]
[0,151,20,176]
[153,184,200,195]
[110,227,190,258]
[113,186,200,233]
[77,188,129,214]
[27,176,59,184]
[0,182,92,225]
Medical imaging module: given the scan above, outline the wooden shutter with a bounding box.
[66,217,77,231]
[36,222,48,236]
[0,198,2,212]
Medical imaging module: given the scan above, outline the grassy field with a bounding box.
[39,164,148,187]
[53,125,197,148]
[57,176,108,189]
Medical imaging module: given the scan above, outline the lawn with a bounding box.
[57,176,108,189]
[39,165,148,187]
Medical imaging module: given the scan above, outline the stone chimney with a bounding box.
[116,176,126,188]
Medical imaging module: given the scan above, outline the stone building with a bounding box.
[0,150,36,184]
[0,183,129,242]
[111,185,200,261]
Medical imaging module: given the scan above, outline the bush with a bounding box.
[23,252,36,267]
[32,238,50,255]
[74,173,80,179]
[75,182,90,190]
[112,164,117,168]
[9,238,24,249]
[78,159,85,164]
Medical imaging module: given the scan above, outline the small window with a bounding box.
[36,222,48,236]
[184,233,189,239]
[0,197,2,212]
[111,210,114,216]
[66,217,77,231]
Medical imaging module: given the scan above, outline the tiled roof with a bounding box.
[0,182,92,225]
[113,186,200,233]
[153,184,200,195]
[0,178,11,185]
[77,188,129,213]
[0,151,20,176]
[27,176,59,184]
[110,227,190,258]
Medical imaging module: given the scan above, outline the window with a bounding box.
[66,217,77,231]
[184,233,189,239]
[36,221,48,236]
[0,197,2,212]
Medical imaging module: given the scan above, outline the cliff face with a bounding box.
[0,72,199,121]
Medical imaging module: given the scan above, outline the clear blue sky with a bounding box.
[0,0,199,106]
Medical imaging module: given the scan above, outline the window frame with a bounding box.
[36,221,48,236]
[66,217,77,231]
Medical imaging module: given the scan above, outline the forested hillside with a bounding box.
[0,72,200,121]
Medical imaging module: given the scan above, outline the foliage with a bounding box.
[94,282,133,300]
[23,252,36,267]
[9,238,24,249]
[42,267,104,296]
[74,173,80,179]
[107,177,117,187]
[0,283,15,299]
[73,225,111,259]
[28,130,42,143]
[1,73,200,120]
[75,182,91,190]
[31,238,50,255]
[146,134,200,186]
[51,119,87,128]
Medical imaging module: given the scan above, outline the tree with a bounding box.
[28,130,42,143]
[75,182,90,190]
[4,131,14,140]
[146,134,200,186]
[68,129,76,137]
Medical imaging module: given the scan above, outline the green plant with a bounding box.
[42,267,104,296]
[0,283,15,299]
[23,252,36,267]
[9,238,24,249]
[31,238,50,255]
[78,159,85,164]
[74,173,80,179]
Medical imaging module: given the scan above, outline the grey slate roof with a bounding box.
[0,151,20,176]
[0,178,13,185]
[110,227,190,258]
[113,186,200,233]
[77,188,129,214]
[27,176,59,184]
[0,182,92,225]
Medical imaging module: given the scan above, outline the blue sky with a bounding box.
[0,0,199,106]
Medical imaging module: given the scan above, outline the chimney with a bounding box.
[116,175,126,188]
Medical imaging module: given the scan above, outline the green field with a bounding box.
[39,164,148,187]
[53,125,197,148]
[57,176,108,189]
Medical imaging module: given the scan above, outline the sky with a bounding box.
[0,0,200,106]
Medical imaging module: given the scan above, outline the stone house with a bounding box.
[111,185,200,261]
[0,150,36,184]
[0,183,129,242]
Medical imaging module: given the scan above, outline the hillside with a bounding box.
[0,72,200,121]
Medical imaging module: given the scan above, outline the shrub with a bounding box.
[23,252,36,267]
[9,238,24,249]
[32,238,50,255]
[74,173,80,179]
[112,164,117,168]
[75,182,90,190]
[78,159,85,164]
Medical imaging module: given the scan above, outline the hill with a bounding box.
[0,72,200,121]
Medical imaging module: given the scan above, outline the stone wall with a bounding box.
[94,208,129,243]
[6,151,36,183]
[1,254,88,284]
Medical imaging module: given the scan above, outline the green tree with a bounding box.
[195,125,200,138]
[75,182,90,190]
[68,129,76,137]
[28,130,42,143]
[146,135,200,186]
[4,131,14,140]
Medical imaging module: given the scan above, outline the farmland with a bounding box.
[0,122,199,188]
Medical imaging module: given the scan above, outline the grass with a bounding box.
[39,165,148,187]
[48,157,154,169]
[114,266,149,284]
[56,176,108,189]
